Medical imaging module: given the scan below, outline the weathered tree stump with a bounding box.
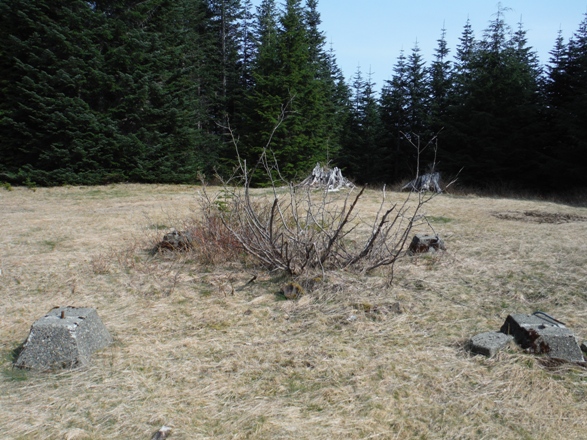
[407,234,446,255]
[300,163,354,191]
[402,172,442,193]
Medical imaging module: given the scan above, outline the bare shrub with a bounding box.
[198,128,444,278]
[188,203,245,266]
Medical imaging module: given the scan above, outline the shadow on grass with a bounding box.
[1,342,28,381]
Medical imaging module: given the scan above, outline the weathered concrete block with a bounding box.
[500,313,584,363]
[15,307,112,371]
[408,234,446,254]
[470,331,514,357]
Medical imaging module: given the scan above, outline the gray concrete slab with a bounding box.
[470,331,514,357]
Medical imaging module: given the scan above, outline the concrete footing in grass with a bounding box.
[14,306,112,371]
[469,332,514,357]
[470,312,585,363]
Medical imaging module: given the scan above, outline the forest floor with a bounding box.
[1,184,587,439]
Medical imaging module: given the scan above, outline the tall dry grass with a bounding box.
[1,184,587,439]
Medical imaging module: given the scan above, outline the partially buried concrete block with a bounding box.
[15,307,112,371]
[500,313,584,363]
[470,331,514,357]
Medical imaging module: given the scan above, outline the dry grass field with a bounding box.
[1,184,587,439]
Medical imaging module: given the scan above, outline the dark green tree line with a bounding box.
[1,1,586,192]
[439,7,545,187]
[0,0,344,185]
[0,0,223,184]
[0,0,113,184]
[367,7,587,192]
[543,14,587,189]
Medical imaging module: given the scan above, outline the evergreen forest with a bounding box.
[1,0,586,192]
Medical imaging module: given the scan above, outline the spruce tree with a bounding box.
[245,0,333,181]
[379,51,410,181]
[240,0,256,90]
[206,0,243,128]
[96,0,214,183]
[504,18,548,185]
[544,14,587,188]
[304,0,347,162]
[428,27,453,132]
[453,18,476,97]
[0,0,221,185]
[273,0,329,177]
[242,0,280,162]
[322,45,352,162]
[441,9,544,188]
[339,67,384,183]
[405,42,429,136]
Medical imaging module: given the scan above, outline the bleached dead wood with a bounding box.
[151,426,172,440]
[300,163,354,192]
[401,172,442,193]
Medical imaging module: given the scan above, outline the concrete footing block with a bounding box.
[15,307,112,371]
[500,313,584,363]
[470,331,514,357]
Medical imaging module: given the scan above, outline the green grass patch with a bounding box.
[1,345,28,382]
[148,223,170,230]
[426,215,453,223]
[2,367,28,382]
[42,239,59,251]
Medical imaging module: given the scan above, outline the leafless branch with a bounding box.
[196,120,445,278]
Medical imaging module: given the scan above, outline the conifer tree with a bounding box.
[239,0,256,90]
[428,27,453,132]
[438,19,477,180]
[441,8,544,188]
[245,0,334,181]
[452,18,476,98]
[273,0,329,177]
[339,67,384,183]
[0,0,223,184]
[543,29,568,157]
[304,0,347,161]
[207,0,243,127]
[322,45,352,162]
[244,0,280,151]
[305,0,326,67]
[95,0,215,182]
[544,14,587,187]
[379,51,410,181]
[405,42,429,136]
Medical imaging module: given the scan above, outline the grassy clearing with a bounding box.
[1,184,587,439]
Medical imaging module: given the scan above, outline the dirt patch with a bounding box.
[492,210,587,224]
